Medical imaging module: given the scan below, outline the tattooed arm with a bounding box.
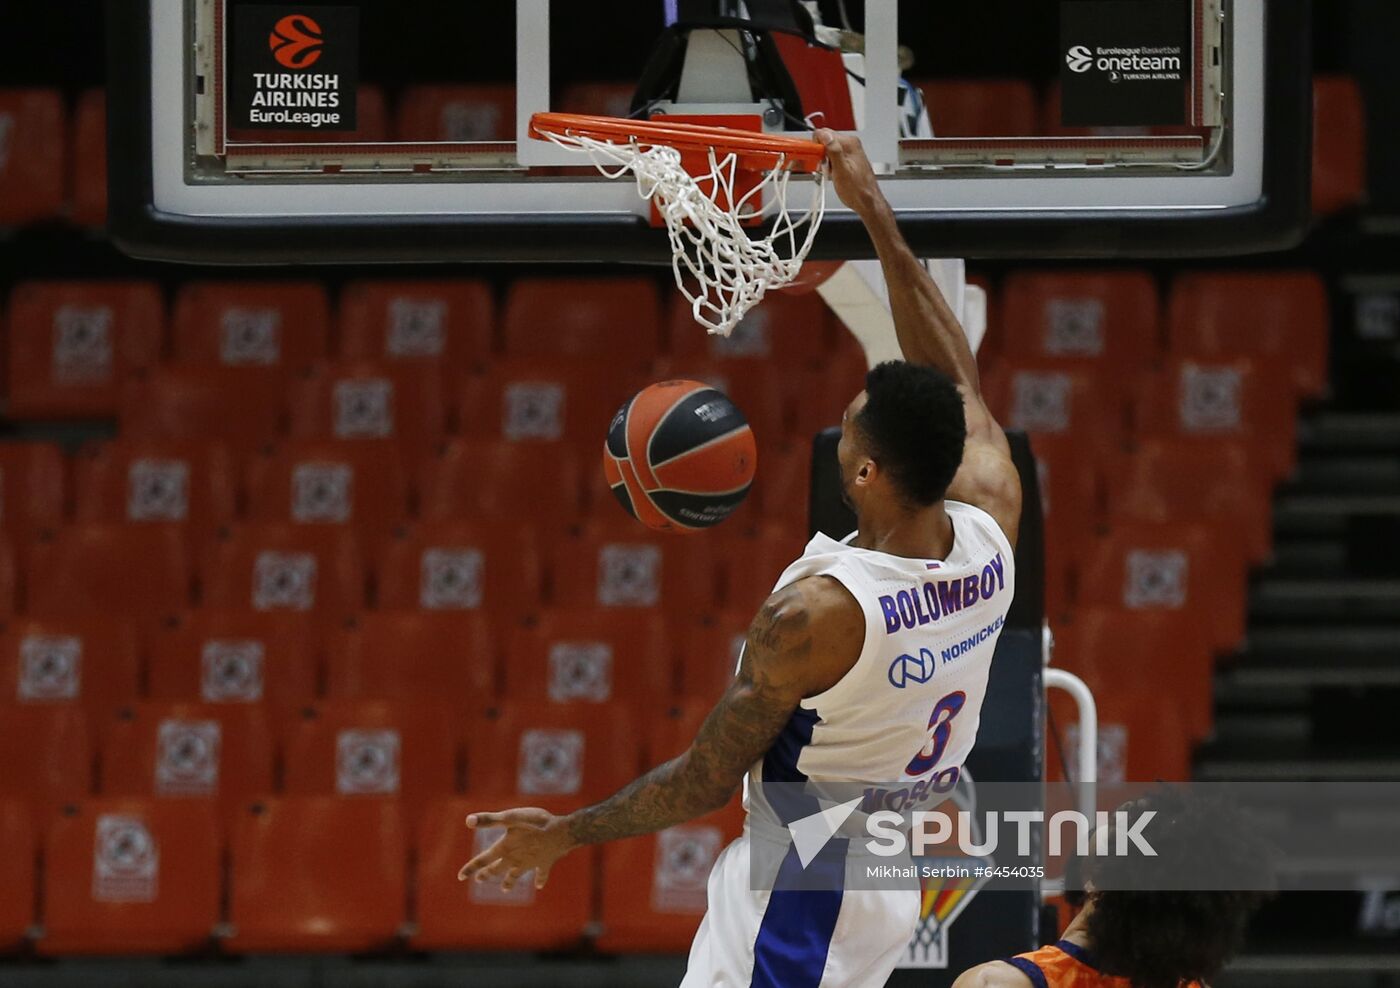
[457,575,865,890]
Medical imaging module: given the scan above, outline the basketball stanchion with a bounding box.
[529,112,828,338]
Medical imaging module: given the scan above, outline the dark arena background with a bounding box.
[1,2,1399,987]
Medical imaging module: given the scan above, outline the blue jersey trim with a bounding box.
[1004,957,1050,988]
[760,704,820,824]
[750,840,847,988]
[1056,939,1100,970]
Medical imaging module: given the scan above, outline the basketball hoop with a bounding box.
[529,112,828,337]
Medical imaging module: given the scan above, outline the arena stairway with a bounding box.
[1198,410,1400,783]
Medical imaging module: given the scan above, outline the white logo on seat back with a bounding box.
[291,463,352,523]
[201,640,265,702]
[503,382,565,441]
[252,551,318,610]
[155,719,221,795]
[1179,366,1242,431]
[386,298,446,356]
[52,306,114,384]
[1066,722,1128,784]
[1044,298,1105,355]
[128,459,190,521]
[18,634,82,700]
[652,825,723,913]
[336,729,401,794]
[420,547,484,609]
[1010,372,1072,433]
[333,379,394,438]
[220,309,281,365]
[547,642,613,702]
[713,310,771,357]
[1123,549,1188,608]
[93,814,159,903]
[597,544,661,607]
[518,728,584,795]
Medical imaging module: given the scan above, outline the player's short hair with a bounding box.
[1083,786,1273,988]
[854,361,967,506]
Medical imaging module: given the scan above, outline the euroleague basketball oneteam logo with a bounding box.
[1066,45,1095,73]
[269,14,324,69]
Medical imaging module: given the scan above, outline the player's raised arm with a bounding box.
[457,575,864,891]
[815,130,1022,548]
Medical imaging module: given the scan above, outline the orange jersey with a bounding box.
[1005,940,1205,988]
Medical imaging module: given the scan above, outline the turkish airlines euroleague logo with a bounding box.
[269,13,323,69]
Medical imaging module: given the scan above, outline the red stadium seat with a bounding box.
[0,706,91,818]
[0,540,15,620]
[226,796,407,953]
[457,358,637,448]
[419,440,584,531]
[551,523,720,615]
[501,278,662,366]
[413,794,594,951]
[281,700,459,818]
[468,702,640,802]
[917,79,1040,137]
[120,367,287,454]
[502,610,672,708]
[0,88,65,226]
[73,439,238,539]
[396,84,517,141]
[0,443,66,541]
[998,271,1162,384]
[171,282,329,373]
[676,611,748,705]
[0,799,34,950]
[147,610,320,713]
[338,280,495,375]
[201,524,366,619]
[719,524,808,614]
[99,702,275,813]
[667,291,834,367]
[5,281,164,419]
[1075,521,1246,654]
[1105,438,1273,566]
[287,362,447,447]
[1133,358,1299,484]
[981,364,1126,453]
[324,611,496,709]
[71,89,107,228]
[0,617,140,718]
[558,82,636,119]
[752,442,812,527]
[1053,606,1214,741]
[39,798,221,955]
[1312,75,1366,218]
[244,441,410,538]
[26,525,191,629]
[1166,272,1330,401]
[374,521,543,618]
[1029,434,1106,622]
[595,703,742,951]
[1047,689,1191,784]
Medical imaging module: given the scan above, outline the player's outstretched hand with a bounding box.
[457,806,578,891]
[814,128,886,220]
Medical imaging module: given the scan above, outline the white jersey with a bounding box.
[746,499,1015,827]
[680,500,1015,988]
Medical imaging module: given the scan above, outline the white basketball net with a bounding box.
[539,128,827,337]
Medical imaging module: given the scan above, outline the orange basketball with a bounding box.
[603,380,757,533]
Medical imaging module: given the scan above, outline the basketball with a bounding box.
[603,380,757,533]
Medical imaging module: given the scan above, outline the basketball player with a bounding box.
[952,788,1271,988]
[459,130,1022,987]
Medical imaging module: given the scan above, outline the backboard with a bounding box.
[107,0,1312,263]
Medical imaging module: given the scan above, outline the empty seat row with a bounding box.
[0,608,748,718]
[0,789,743,955]
[0,519,804,625]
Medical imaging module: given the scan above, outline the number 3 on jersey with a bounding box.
[905,690,966,781]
